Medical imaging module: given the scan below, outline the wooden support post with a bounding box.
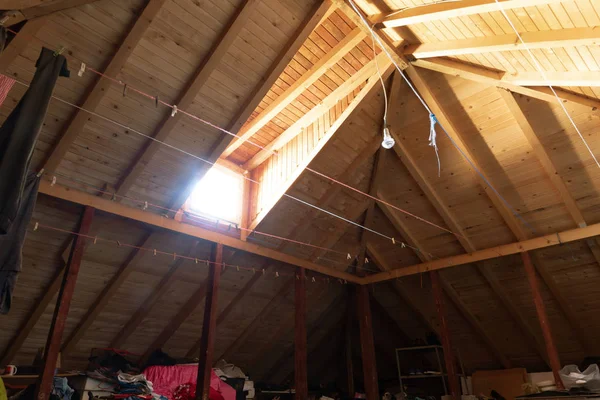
[35,206,94,400]
[346,294,355,397]
[430,271,461,400]
[356,285,379,400]
[521,252,565,390]
[295,268,308,399]
[195,243,223,400]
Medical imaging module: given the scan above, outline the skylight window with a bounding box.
[187,166,243,225]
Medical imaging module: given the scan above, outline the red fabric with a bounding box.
[144,365,235,400]
[0,74,15,107]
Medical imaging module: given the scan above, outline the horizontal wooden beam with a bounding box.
[404,27,600,59]
[38,181,362,283]
[503,71,600,87]
[412,58,600,109]
[363,221,600,284]
[376,0,563,28]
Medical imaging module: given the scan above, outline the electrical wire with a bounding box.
[5,26,472,240]
[492,0,600,170]
[347,0,539,235]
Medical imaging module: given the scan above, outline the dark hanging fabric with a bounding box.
[0,46,69,314]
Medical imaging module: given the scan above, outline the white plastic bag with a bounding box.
[559,364,600,390]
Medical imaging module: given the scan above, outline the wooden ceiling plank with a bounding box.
[140,276,212,364]
[114,0,260,197]
[406,65,592,354]
[41,0,168,174]
[386,71,549,366]
[109,240,200,349]
[412,57,600,109]
[365,241,438,335]
[184,262,271,358]
[167,0,334,211]
[9,0,100,24]
[38,181,363,283]
[0,17,46,72]
[374,197,511,369]
[243,51,389,171]
[504,71,600,87]
[375,0,564,28]
[247,63,393,234]
[220,27,367,158]
[60,232,153,355]
[405,27,600,59]
[261,291,346,382]
[218,278,294,361]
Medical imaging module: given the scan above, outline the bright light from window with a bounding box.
[187,166,243,224]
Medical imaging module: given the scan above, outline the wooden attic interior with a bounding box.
[2,0,600,398]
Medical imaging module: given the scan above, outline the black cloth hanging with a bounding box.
[0,45,69,314]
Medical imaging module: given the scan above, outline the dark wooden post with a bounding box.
[295,268,308,399]
[521,252,564,389]
[195,243,223,400]
[356,285,379,400]
[345,295,355,397]
[430,271,461,400]
[35,206,95,400]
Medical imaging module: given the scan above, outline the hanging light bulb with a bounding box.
[381,126,395,149]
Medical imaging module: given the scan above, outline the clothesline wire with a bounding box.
[31,222,353,284]
[346,0,539,235]
[9,74,457,262]
[492,0,600,170]
[5,26,472,241]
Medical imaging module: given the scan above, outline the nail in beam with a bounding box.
[430,271,461,400]
[195,243,223,400]
[295,267,308,399]
[35,206,95,400]
[521,252,565,390]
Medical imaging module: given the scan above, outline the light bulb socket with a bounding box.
[381,127,395,149]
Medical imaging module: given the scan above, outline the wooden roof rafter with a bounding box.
[166,0,335,212]
[246,62,393,235]
[219,24,368,159]
[373,189,512,369]
[384,70,550,366]
[113,0,261,198]
[40,0,168,174]
[1,0,99,26]
[399,66,594,354]
[373,0,565,29]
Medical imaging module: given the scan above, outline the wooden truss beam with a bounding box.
[0,18,46,72]
[404,27,600,59]
[60,232,153,355]
[375,0,563,28]
[243,51,389,171]
[3,0,100,26]
[41,0,167,174]
[110,241,200,349]
[35,207,95,400]
[247,63,393,234]
[499,90,600,275]
[385,71,548,365]
[220,26,366,158]
[375,194,511,369]
[331,0,409,71]
[412,58,600,109]
[167,0,334,211]
[195,243,223,400]
[115,0,259,196]
[38,181,361,283]
[405,65,593,354]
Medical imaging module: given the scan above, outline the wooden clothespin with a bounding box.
[53,46,65,57]
[78,62,86,77]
